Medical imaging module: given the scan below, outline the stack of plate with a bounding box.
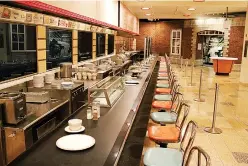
[33,75,44,88]
[45,73,55,84]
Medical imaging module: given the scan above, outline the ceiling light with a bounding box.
[183,14,191,17]
[146,13,151,16]
[188,8,196,11]
[141,7,150,10]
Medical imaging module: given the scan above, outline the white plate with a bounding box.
[56,134,95,151]
[64,126,85,133]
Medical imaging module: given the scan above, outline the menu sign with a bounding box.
[44,15,59,27]
[0,5,117,35]
[68,21,77,29]
[12,9,25,21]
[33,13,43,24]
[90,25,97,32]
[96,27,102,33]
[58,18,68,28]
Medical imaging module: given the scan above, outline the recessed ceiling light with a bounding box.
[188,7,196,11]
[146,13,151,16]
[183,14,191,17]
[141,7,150,10]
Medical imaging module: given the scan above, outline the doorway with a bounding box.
[196,30,224,65]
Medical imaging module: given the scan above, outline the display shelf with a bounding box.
[88,76,125,107]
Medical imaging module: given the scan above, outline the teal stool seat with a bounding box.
[154,94,172,101]
[156,83,170,88]
[144,148,183,166]
[150,112,177,124]
[157,77,168,80]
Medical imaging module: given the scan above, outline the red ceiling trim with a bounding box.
[12,0,139,36]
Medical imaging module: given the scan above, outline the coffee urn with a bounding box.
[60,63,72,78]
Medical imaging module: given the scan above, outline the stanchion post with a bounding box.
[183,60,188,77]
[188,60,196,86]
[180,58,183,70]
[204,83,222,134]
[194,69,205,102]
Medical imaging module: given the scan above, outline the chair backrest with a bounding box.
[175,102,190,130]
[180,121,197,155]
[170,91,183,112]
[184,146,211,166]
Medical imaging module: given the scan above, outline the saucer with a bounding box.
[64,126,85,133]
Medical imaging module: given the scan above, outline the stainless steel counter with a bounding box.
[4,99,69,130]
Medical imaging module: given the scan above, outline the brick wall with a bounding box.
[136,21,184,56]
[182,27,193,59]
[228,26,245,64]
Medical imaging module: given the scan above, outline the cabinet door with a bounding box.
[4,128,26,164]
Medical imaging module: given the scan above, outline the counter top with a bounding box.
[9,59,157,166]
[210,57,238,60]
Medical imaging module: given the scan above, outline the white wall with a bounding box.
[96,0,118,26]
[44,0,118,27]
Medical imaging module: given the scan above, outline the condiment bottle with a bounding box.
[92,107,98,120]
[92,100,100,119]
[87,106,92,119]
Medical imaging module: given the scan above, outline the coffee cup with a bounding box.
[68,119,82,131]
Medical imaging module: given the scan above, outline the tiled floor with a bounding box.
[140,64,248,166]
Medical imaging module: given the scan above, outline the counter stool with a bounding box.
[144,121,198,166]
[155,88,171,93]
[150,100,185,126]
[147,103,189,147]
[158,73,168,77]
[157,80,169,84]
[156,83,170,88]
[155,79,178,95]
[153,83,180,101]
[184,146,211,166]
[157,77,169,80]
[152,91,181,112]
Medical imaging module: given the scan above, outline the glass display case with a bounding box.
[88,76,125,107]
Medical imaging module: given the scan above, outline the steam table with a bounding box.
[9,59,157,166]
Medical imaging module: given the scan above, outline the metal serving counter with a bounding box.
[8,58,157,166]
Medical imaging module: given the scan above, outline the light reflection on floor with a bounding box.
[140,64,248,166]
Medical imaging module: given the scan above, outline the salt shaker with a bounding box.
[87,106,92,119]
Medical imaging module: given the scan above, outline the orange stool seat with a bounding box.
[158,73,168,77]
[155,88,171,94]
[152,100,172,110]
[148,126,180,143]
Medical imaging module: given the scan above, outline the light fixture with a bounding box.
[188,7,196,11]
[141,7,150,10]
[146,13,151,16]
[183,14,190,17]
